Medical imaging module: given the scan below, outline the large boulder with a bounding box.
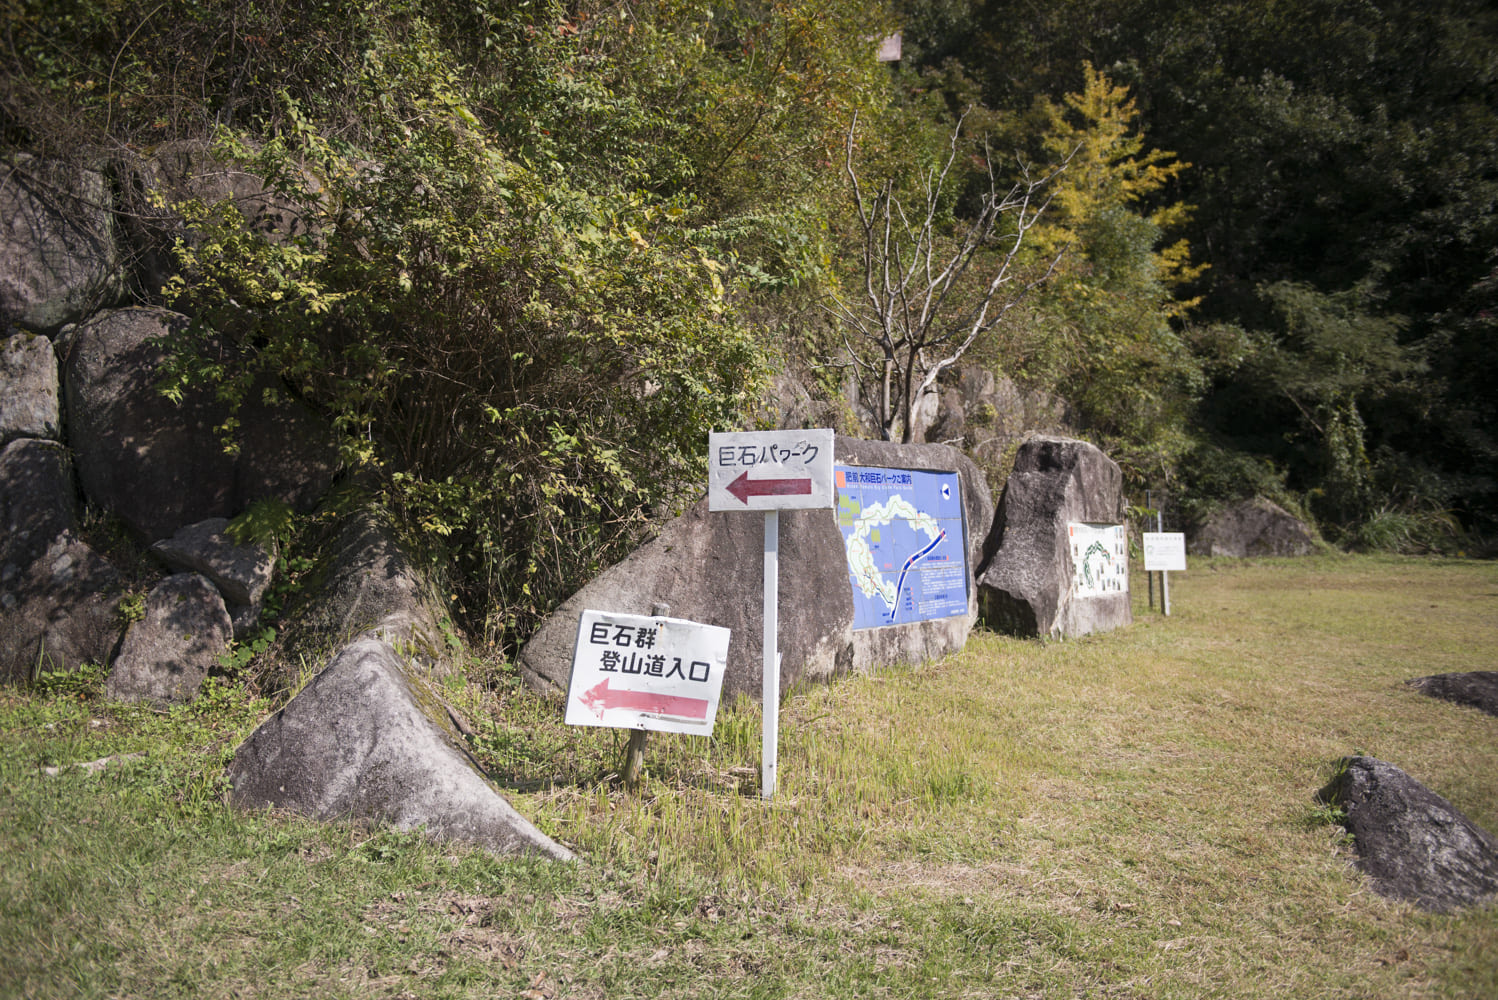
[149,517,276,639]
[1317,756,1498,912]
[228,636,573,860]
[287,512,456,678]
[105,573,233,706]
[0,439,122,681]
[0,332,61,445]
[519,436,992,702]
[976,436,1131,639]
[124,140,320,297]
[0,532,122,682]
[60,306,338,542]
[1188,497,1315,557]
[0,438,75,575]
[1406,672,1498,718]
[0,158,124,333]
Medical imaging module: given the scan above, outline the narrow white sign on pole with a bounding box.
[565,610,730,738]
[761,510,779,799]
[708,429,836,801]
[1141,532,1188,572]
[708,429,835,512]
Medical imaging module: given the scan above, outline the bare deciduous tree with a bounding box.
[830,111,1068,442]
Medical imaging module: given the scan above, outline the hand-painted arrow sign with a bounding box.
[708,429,835,511]
[579,678,710,720]
[565,610,730,737]
[726,470,813,505]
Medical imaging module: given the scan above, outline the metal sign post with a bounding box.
[708,429,835,801]
[761,510,779,798]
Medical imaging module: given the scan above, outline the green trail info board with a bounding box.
[835,465,969,629]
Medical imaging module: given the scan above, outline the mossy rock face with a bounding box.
[228,635,573,860]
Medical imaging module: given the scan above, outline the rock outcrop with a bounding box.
[288,512,457,678]
[1,158,124,334]
[229,636,573,860]
[1317,756,1498,912]
[60,305,338,543]
[0,332,62,444]
[1188,497,1315,557]
[0,439,121,680]
[149,517,276,639]
[105,573,233,706]
[976,436,1131,639]
[519,436,993,701]
[1406,671,1498,718]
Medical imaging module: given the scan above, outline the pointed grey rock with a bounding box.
[228,636,573,860]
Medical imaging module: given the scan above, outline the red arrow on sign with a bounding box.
[580,678,710,720]
[726,470,813,505]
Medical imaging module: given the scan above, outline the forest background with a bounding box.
[4,0,1495,657]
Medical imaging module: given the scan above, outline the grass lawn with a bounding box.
[2,554,1495,998]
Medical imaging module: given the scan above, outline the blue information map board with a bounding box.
[835,465,969,629]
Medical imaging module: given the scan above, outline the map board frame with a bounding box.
[834,464,970,630]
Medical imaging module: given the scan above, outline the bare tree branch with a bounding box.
[833,113,1070,442]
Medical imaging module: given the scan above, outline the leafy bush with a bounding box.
[161,16,770,650]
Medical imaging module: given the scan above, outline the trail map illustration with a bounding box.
[1068,522,1128,597]
[835,465,968,629]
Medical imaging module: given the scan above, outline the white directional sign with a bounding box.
[1142,532,1188,572]
[565,610,731,737]
[708,429,835,512]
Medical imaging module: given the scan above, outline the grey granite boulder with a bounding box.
[519,436,992,702]
[60,306,338,541]
[0,158,124,333]
[0,439,123,681]
[1317,756,1498,912]
[0,332,61,444]
[106,573,232,706]
[0,438,75,576]
[976,436,1131,639]
[1188,497,1315,557]
[150,517,276,638]
[0,531,122,683]
[228,636,573,860]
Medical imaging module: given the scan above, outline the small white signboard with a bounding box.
[708,429,835,511]
[1142,532,1188,572]
[565,610,730,737]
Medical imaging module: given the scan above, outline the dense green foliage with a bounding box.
[895,0,1498,542]
[3,0,1494,654]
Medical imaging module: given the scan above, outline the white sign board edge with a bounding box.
[1142,532,1188,572]
[708,428,835,511]
[564,609,731,738]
